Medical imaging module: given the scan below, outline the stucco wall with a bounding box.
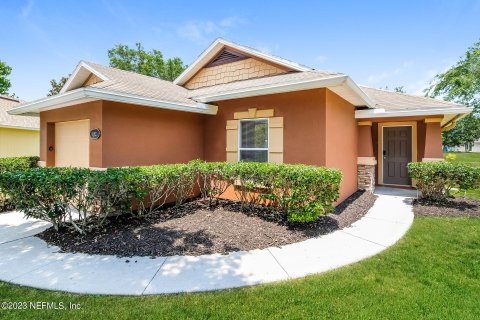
[204,89,327,166]
[325,90,358,202]
[101,101,204,167]
[0,128,39,157]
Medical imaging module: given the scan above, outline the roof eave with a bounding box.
[191,75,375,108]
[355,106,472,119]
[8,88,218,116]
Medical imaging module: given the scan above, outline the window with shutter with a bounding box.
[226,109,283,163]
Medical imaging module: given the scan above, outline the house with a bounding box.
[0,95,39,157]
[8,38,471,202]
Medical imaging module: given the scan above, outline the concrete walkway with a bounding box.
[0,187,415,295]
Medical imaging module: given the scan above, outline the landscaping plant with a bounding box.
[408,161,480,201]
[0,161,342,233]
[0,156,39,211]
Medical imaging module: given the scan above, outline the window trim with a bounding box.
[238,118,269,162]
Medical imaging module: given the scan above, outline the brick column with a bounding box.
[357,121,377,192]
[423,118,444,162]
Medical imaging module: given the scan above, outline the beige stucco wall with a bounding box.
[185,58,288,89]
[0,128,39,157]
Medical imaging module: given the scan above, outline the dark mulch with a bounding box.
[413,197,480,217]
[37,190,377,257]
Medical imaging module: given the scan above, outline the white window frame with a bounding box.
[238,118,269,162]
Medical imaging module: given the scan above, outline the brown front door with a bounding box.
[383,126,412,185]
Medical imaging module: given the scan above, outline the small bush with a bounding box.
[408,161,480,201]
[444,153,457,162]
[0,156,39,211]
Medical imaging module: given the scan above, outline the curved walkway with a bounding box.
[0,187,416,295]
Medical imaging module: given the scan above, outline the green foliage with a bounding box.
[0,60,13,95]
[0,162,342,233]
[426,40,480,147]
[108,43,187,81]
[408,161,480,201]
[444,153,457,162]
[0,156,39,211]
[0,156,39,173]
[47,75,69,96]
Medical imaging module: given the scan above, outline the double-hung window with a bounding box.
[239,118,268,162]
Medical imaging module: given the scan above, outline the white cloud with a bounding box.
[367,60,414,83]
[20,0,34,18]
[177,16,246,44]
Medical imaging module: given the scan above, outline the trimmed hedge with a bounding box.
[0,156,39,211]
[0,156,39,173]
[0,161,342,233]
[408,161,480,201]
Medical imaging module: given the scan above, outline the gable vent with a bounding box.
[207,49,248,67]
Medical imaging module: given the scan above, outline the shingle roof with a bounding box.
[0,95,39,129]
[359,86,464,111]
[188,70,345,99]
[82,61,197,106]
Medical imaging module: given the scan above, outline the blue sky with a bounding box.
[1,0,479,100]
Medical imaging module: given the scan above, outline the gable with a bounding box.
[60,61,108,94]
[82,73,103,87]
[185,48,289,89]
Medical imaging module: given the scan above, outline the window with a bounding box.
[239,119,268,162]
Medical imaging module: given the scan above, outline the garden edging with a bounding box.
[0,187,415,295]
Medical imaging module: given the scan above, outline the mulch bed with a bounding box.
[413,197,480,217]
[37,191,377,257]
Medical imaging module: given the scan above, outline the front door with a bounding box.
[383,126,412,185]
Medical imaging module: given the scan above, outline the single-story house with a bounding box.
[0,95,39,157]
[8,38,471,202]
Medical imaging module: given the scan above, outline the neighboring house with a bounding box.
[0,95,39,157]
[473,140,480,152]
[8,38,471,202]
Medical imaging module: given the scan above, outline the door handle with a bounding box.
[383,150,386,159]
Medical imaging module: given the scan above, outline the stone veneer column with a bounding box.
[423,118,444,162]
[357,121,377,192]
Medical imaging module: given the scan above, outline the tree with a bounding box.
[0,60,12,95]
[426,40,480,148]
[108,43,187,81]
[47,75,69,96]
[382,85,406,93]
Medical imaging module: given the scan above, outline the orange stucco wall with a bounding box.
[101,101,204,167]
[357,125,374,157]
[204,89,328,165]
[424,122,443,158]
[325,90,358,202]
[40,101,205,167]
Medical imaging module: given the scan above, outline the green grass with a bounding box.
[445,151,480,167]
[444,152,480,199]
[1,217,479,319]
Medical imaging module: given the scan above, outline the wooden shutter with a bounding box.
[226,120,238,162]
[269,117,283,163]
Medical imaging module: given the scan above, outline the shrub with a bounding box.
[408,161,480,201]
[0,161,343,233]
[0,156,39,173]
[0,156,39,211]
[444,153,457,162]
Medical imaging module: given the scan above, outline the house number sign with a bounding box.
[90,128,102,140]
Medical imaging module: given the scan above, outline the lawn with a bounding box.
[1,217,479,319]
[444,152,480,200]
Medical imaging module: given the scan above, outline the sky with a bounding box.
[1,0,479,100]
